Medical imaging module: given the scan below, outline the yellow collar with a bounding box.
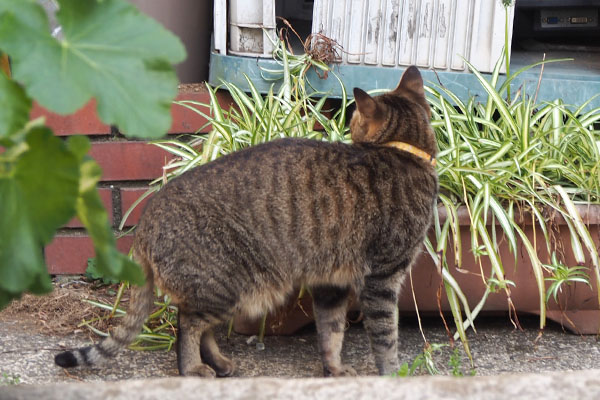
[383,141,436,167]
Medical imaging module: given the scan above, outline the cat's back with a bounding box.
[140,137,436,227]
[135,138,359,248]
[142,138,355,212]
[136,138,436,267]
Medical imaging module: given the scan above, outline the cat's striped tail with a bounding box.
[54,256,155,368]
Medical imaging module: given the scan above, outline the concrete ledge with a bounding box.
[4,370,600,400]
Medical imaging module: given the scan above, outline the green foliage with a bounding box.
[392,343,447,377]
[448,346,476,377]
[0,72,30,140]
[0,127,76,306]
[393,363,411,377]
[123,34,600,354]
[0,372,20,386]
[0,0,185,309]
[426,55,600,344]
[81,285,177,351]
[544,253,591,303]
[392,345,475,377]
[448,346,462,376]
[0,0,185,138]
[85,258,120,286]
[74,144,145,285]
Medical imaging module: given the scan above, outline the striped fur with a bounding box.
[55,255,155,368]
[55,66,438,377]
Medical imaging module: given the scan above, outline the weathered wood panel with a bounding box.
[312,0,514,73]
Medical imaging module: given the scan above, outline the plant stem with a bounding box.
[258,313,267,344]
[504,3,512,102]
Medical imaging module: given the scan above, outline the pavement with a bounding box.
[2,312,600,399]
[3,370,600,400]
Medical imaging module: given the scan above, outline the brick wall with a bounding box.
[39,85,232,274]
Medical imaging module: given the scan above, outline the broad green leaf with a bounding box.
[66,134,91,160]
[0,179,45,297]
[15,127,80,243]
[0,0,186,139]
[0,127,77,308]
[0,72,31,140]
[75,156,144,285]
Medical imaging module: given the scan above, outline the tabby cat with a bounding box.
[55,65,438,377]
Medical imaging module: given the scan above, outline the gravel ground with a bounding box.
[2,312,600,385]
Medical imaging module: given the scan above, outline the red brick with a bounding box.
[46,234,134,275]
[28,87,233,137]
[117,235,134,254]
[30,99,111,136]
[120,187,154,227]
[170,88,234,134]
[63,188,113,228]
[88,141,173,181]
[45,235,92,274]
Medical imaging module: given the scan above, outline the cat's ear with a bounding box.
[393,66,425,98]
[353,88,378,119]
[393,66,430,118]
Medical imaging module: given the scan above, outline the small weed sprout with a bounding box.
[0,372,21,386]
[393,345,476,377]
[449,347,476,377]
[392,343,447,377]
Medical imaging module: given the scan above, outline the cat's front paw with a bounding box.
[324,364,358,377]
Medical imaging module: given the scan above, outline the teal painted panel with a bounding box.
[209,52,600,110]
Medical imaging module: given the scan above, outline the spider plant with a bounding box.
[80,286,177,351]
[427,55,600,344]
[544,253,591,304]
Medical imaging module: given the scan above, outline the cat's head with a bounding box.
[350,66,433,149]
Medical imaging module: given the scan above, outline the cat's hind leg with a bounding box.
[311,285,357,377]
[176,311,216,377]
[200,328,234,377]
[360,271,402,375]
